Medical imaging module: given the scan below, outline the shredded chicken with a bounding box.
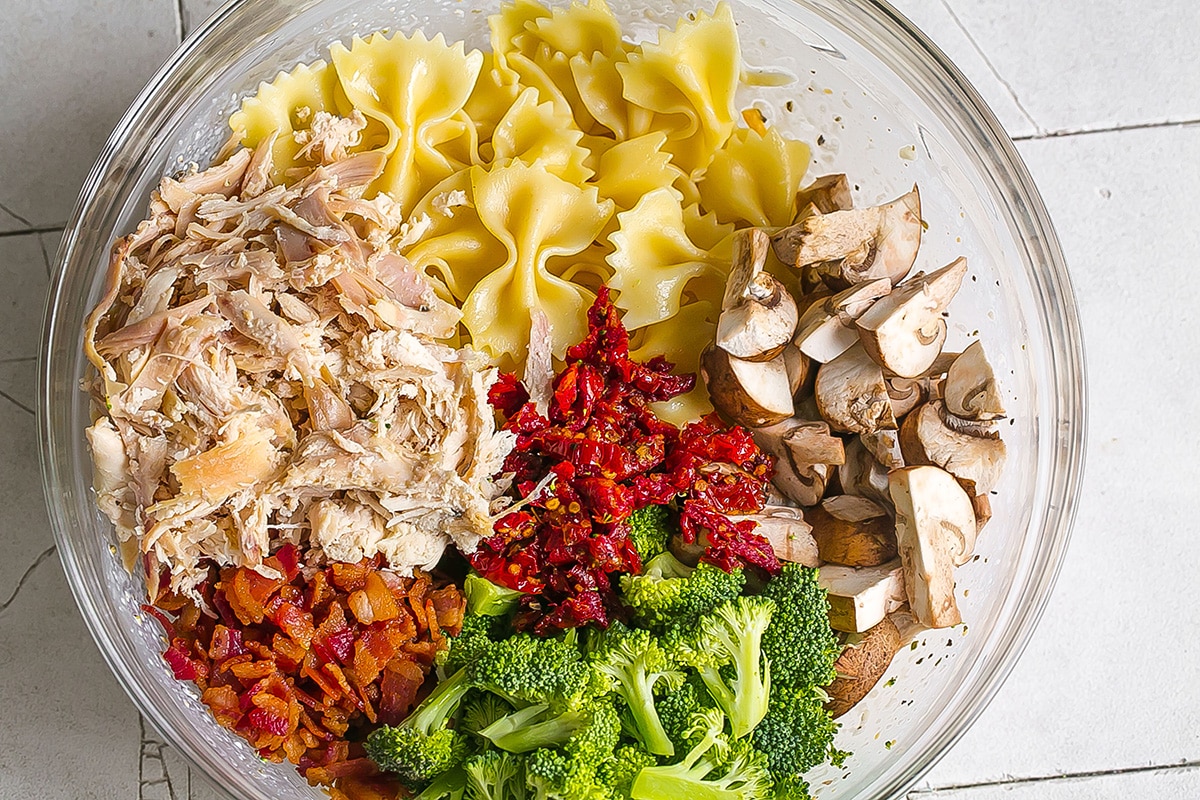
[84,134,516,598]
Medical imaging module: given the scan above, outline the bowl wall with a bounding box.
[40,0,1086,797]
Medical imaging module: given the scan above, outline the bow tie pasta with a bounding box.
[219,0,817,421]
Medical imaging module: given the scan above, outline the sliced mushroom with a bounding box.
[814,343,897,434]
[943,341,1006,420]
[752,418,844,506]
[794,277,892,363]
[716,229,799,361]
[807,495,897,567]
[889,466,978,628]
[782,344,814,401]
[886,376,926,420]
[972,492,993,531]
[899,401,1007,494]
[856,257,968,378]
[838,437,895,513]
[737,506,820,566]
[887,606,928,646]
[701,346,794,428]
[797,173,853,215]
[818,559,907,633]
[860,429,904,469]
[780,187,921,287]
[825,617,903,718]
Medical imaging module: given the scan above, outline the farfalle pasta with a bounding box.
[223,0,814,404]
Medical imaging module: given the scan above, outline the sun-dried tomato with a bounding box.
[470,288,779,634]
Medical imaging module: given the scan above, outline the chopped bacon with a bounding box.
[150,553,462,795]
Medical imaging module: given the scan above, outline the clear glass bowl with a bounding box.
[38,0,1086,797]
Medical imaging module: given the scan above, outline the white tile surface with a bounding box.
[3,1,1200,799]
[921,0,1200,135]
[0,0,177,229]
[0,558,142,799]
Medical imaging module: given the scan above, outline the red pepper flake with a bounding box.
[471,287,779,634]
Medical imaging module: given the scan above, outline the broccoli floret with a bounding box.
[416,767,468,800]
[590,623,684,757]
[464,750,528,800]
[480,703,590,753]
[626,505,674,563]
[680,597,774,739]
[460,692,514,740]
[469,631,594,709]
[751,686,838,779]
[465,571,525,618]
[524,699,622,800]
[657,672,716,752]
[620,553,745,631]
[768,773,812,800]
[365,668,473,789]
[441,613,502,675]
[629,708,771,800]
[597,745,657,799]
[760,565,840,692]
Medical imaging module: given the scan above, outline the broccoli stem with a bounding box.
[624,672,676,757]
[480,704,588,753]
[408,668,472,734]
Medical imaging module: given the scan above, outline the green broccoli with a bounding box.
[468,631,594,710]
[767,773,812,800]
[460,692,514,740]
[656,671,716,752]
[620,552,745,631]
[681,597,774,739]
[463,750,528,800]
[626,504,674,563]
[590,623,684,757]
[751,686,839,780]
[415,767,468,800]
[365,668,473,789]
[479,703,589,753]
[441,613,501,675]
[597,745,657,799]
[465,571,525,618]
[629,708,771,800]
[760,565,840,692]
[524,699,622,800]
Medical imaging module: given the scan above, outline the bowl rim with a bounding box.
[38,0,1087,797]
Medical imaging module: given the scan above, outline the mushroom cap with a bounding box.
[899,400,1007,494]
[838,437,895,513]
[716,272,799,360]
[752,418,843,507]
[856,257,968,378]
[808,495,897,568]
[889,465,978,628]
[797,173,854,215]
[737,505,820,566]
[944,340,1006,420]
[701,346,795,428]
[794,277,891,363]
[814,343,898,434]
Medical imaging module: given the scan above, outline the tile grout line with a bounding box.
[174,0,186,42]
[0,387,35,416]
[910,759,1200,795]
[936,0,1045,136]
[37,230,54,279]
[1013,117,1200,141]
[0,199,35,229]
[0,225,64,239]
[0,546,57,615]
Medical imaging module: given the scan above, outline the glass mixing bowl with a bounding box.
[38,0,1086,797]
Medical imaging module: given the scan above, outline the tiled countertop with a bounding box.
[2,1,1198,798]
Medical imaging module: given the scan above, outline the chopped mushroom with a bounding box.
[824,617,903,718]
[943,341,1006,420]
[856,257,968,378]
[860,429,904,469]
[793,277,892,363]
[771,174,854,264]
[838,437,895,513]
[752,419,844,506]
[814,343,897,434]
[777,187,921,287]
[899,400,1007,494]
[807,495,897,567]
[716,228,799,361]
[701,346,795,428]
[735,506,820,566]
[782,344,814,401]
[889,466,978,628]
[818,559,907,633]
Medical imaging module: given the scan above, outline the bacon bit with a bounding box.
[471,288,777,633]
[149,554,462,794]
